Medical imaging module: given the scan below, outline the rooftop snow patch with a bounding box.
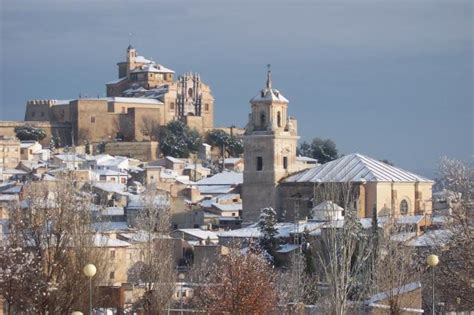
[250,88,289,103]
[110,97,163,105]
[196,171,243,186]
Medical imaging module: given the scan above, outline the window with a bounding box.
[277,111,282,127]
[121,178,126,184]
[99,175,106,181]
[109,271,115,279]
[260,113,266,126]
[40,112,44,117]
[110,250,116,259]
[188,88,193,97]
[170,102,175,110]
[32,111,36,117]
[91,116,96,123]
[232,213,236,217]
[283,156,288,170]
[122,107,126,113]
[257,157,263,171]
[205,103,209,111]
[400,200,409,215]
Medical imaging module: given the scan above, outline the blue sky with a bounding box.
[1,0,472,175]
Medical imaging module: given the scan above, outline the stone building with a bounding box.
[242,68,299,222]
[0,136,20,170]
[241,70,433,223]
[23,46,214,144]
[279,153,433,221]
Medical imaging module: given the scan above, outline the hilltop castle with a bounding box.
[23,46,214,145]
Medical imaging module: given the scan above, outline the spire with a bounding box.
[266,64,272,90]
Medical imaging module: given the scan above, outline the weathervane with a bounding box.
[266,63,272,89]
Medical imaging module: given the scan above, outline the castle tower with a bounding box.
[126,44,137,77]
[242,66,299,222]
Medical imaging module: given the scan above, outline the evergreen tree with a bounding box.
[257,207,280,265]
[84,140,91,154]
[48,137,57,154]
[96,141,106,154]
[158,120,202,158]
[297,137,339,163]
[206,129,243,157]
[301,228,315,275]
[14,125,47,141]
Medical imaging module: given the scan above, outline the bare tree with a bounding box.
[372,216,422,314]
[313,182,373,315]
[0,178,106,314]
[277,252,320,311]
[127,186,175,314]
[431,157,474,311]
[195,246,278,314]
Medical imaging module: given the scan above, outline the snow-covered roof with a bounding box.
[135,55,153,64]
[94,169,128,176]
[176,229,219,241]
[390,232,417,242]
[396,215,427,225]
[94,234,131,247]
[101,207,125,216]
[284,153,433,183]
[196,185,236,195]
[92,221,131,232]
[196,171,243,186]
[131,63,175,74]
[20,141,40,149]
[1,169,27,175]
[212,203,242,212]
[276,243,299,253]
[106,77,127,85]
[218,221,323,239]
[86,154,114,162]
[366,282,421,304]
[200,194,240,208]
[118,230,172,243]
[250,88,289,103]
[312,200,344,212]
[296,156,318,163]
[92,182,128,195]
[407,229,453,247]
[126,193,169,210]
[166,156,186,164]
[54,154,86,162]
[110,97,163,105]
[1,185,23,194]
[224,158,243,165]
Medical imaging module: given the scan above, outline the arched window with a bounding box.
[277,111,282,127]
[400,200,409,215]
[260,112,266,127]
[188,88,193,97]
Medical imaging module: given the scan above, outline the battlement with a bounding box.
[26,99,70,106]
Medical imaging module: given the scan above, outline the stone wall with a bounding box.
[103,141,160,161]
[0,120,72,146]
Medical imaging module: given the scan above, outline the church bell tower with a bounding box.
[242,66,299,222]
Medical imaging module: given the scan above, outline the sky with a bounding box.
[0,0,472,175]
